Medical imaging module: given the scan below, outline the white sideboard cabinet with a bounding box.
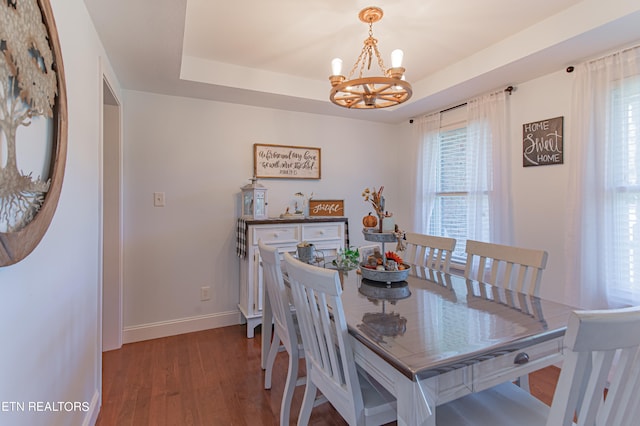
[237,217,347,338]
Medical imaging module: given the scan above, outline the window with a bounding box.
[610,75,640,306]
[427,109,491,263]
[415,92,509,265]
[566,46,640,309]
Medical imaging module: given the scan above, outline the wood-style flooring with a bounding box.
[96,325,560,426]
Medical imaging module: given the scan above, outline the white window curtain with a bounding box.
[467,91,513,245]
[566,45,640,309]
[410,112,440,232]
[410,91,512,248]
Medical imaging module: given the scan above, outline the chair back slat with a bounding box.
[259,241,297,356]
[403,233,456,273]
[464,240,548,296]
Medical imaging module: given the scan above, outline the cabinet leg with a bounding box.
[245,317,261,338]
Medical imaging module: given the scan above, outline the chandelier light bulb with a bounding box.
[391,49,404,68]
[331,58,343,76]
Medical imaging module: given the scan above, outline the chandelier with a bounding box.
[329,7,412,109]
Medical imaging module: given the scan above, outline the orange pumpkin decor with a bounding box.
[362,212,378,229]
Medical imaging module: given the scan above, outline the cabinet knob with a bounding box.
[514,352,530,365]
[273,232,279,238]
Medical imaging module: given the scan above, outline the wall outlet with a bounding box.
[200,286,211,301]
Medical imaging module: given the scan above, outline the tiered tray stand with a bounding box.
[360,230,410,284]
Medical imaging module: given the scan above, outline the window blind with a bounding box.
[429,126,471,262]
[611,76,640,305]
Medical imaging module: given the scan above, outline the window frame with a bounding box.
[427,108,491,263]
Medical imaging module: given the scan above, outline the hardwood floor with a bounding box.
[96,325,560,426]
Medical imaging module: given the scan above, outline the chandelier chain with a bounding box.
[347,21,388,80]
[373,43,387,75]
[368,21,388,74]
[348,42,369,79]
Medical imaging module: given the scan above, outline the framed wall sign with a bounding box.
[254,143,321,179]
[308,200,344,217]
[523,116,563,167]
[0,0,68,266]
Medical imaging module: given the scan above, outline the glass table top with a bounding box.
[339,266,577,380]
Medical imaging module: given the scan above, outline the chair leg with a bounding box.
[297,378,317,426]
[280,350,299,426]
[264,334,281,389]
[517,373,531,393]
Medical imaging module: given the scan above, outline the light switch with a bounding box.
[153,192,165,207]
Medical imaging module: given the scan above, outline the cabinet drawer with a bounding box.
[302,223,344,241]
[472,336,564,392]
[252,225,300,245]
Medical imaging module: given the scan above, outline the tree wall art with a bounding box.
[0,0,67,266]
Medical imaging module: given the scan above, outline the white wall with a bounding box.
[0,1,119,425]
[121,91,400,341]
[510,70,574,304]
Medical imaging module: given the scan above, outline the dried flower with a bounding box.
[362,186,385,218]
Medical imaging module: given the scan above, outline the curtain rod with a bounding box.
[440,102,466,114]
[409,85,514,123]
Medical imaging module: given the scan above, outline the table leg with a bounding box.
[352,338,436,425]
[261,289,273,370]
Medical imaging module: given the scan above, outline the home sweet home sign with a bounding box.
[522,116,563,167]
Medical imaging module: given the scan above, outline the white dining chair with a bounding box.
[464,239,548,297]
[437,305,640,426]
[464,239,548,391]
[259,241,304,426]
[402,232,456,273]
[283,252,397,426]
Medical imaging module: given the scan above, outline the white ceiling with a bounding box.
[84,0,640,123]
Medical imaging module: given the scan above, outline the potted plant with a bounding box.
[332,246,360,289]
[332,246,360,271]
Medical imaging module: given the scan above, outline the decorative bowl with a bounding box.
[359,262,411,284]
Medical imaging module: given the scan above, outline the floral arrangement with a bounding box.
[362,186,393,232]
[385,251,404,265]
[362,186,385,218]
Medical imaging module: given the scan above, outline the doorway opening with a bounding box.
[102,77,123,351]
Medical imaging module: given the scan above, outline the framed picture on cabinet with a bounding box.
[308,200,344,217]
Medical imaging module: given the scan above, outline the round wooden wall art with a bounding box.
[0,0,67,266]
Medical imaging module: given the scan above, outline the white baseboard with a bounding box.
[123,310,242,344]
[83,389,100,426]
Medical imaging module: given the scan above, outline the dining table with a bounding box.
[260,263,577,426]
